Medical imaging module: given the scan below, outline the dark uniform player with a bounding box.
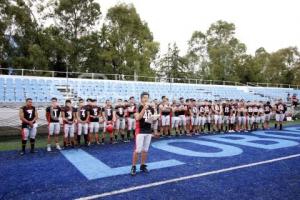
[263,101,272,129]
[178,97,188,135]
[102,100,116,144]
[62,99,77,148]
[46,97,62,152]
[223,102,231,133]
[115,99,127,142]
[19,98,38,155]
[275,99,287,130]
[171,100,181,136]
[198,102,205,134]
[229,102,237,132]
[212,101,223,133]
[126,97,137,141]
[204,100,212,133]
[151,99,160,137]
[185,99,192,134]
[131,92,155,176]
[159,96,171,137]
[247,102,254,131]
[252,103,259,130]
[77,98,90,146]
[89,99,101,145]
[189,99,199,135]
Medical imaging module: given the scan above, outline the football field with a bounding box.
[1,125,300,200]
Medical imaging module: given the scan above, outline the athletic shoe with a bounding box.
[56,144,62,150]
[140,164,149,173]
[47,144,52,152]
[20,151,25,156]
[131,166,137,176]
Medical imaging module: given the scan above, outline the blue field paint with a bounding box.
[2,125,300,200]
[253,131,300,140]
[202,134,299,149]
[151,139,243,157]
[61,149,185,180]
[284,127,300,132]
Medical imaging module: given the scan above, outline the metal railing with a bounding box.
[0,67,245,86]
[246,82,300,89]
[1,67,299,88]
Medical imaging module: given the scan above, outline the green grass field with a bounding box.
[1,120,299,152]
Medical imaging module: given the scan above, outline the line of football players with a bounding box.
[45,96,139,151]
[19,95,288,153]
[44,96,287,151]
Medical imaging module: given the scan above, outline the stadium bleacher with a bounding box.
[0,75,296,103]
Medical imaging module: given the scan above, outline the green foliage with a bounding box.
[186,20,300,85]
[0,1,299,86]
[159,43,188,81]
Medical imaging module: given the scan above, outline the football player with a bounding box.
[19,98,38,155]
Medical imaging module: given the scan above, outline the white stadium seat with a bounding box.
[0,75,296,103]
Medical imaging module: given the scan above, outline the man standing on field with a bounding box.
[131,92,156,176]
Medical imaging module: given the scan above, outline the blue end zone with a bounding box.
[1,125,300,200]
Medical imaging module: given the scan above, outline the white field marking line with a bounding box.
[75,153,300,200]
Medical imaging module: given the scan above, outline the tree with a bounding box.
[206,20,247,81]
[0,0,48,70]
[102,3,159,77]
[51,0,101,72]
[264,47,300,84]
[186,31,209,79]
[158,43,189,82]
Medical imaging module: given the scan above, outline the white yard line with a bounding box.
[75,153,300,200]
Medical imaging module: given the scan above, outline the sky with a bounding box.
[97,0,300,55]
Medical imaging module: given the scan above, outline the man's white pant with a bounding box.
[21,127,37,140]
[254,115,260,123]
[238,116,246,125]
[115,118,126,130]
[198,116,206,126]
[161,115,170,126]
[64,124,75,137]
[48,122,60,135]
[223,116,230,125]
[248,116,255,125]
[205,115,211,123]
[89,122,100,133]
[275,113,285,122]
[214,115,223,124]
[77,123,88,135]
[264,113,271,122]
[191,116,198,126]
[127,117,136,130]
[185,116,191,125]
[135,133,152,153]
[172,116,180,128]
[259,115,265,123]
[179,115,186,126]
[230,115,236,124]
[152,120,159,130]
